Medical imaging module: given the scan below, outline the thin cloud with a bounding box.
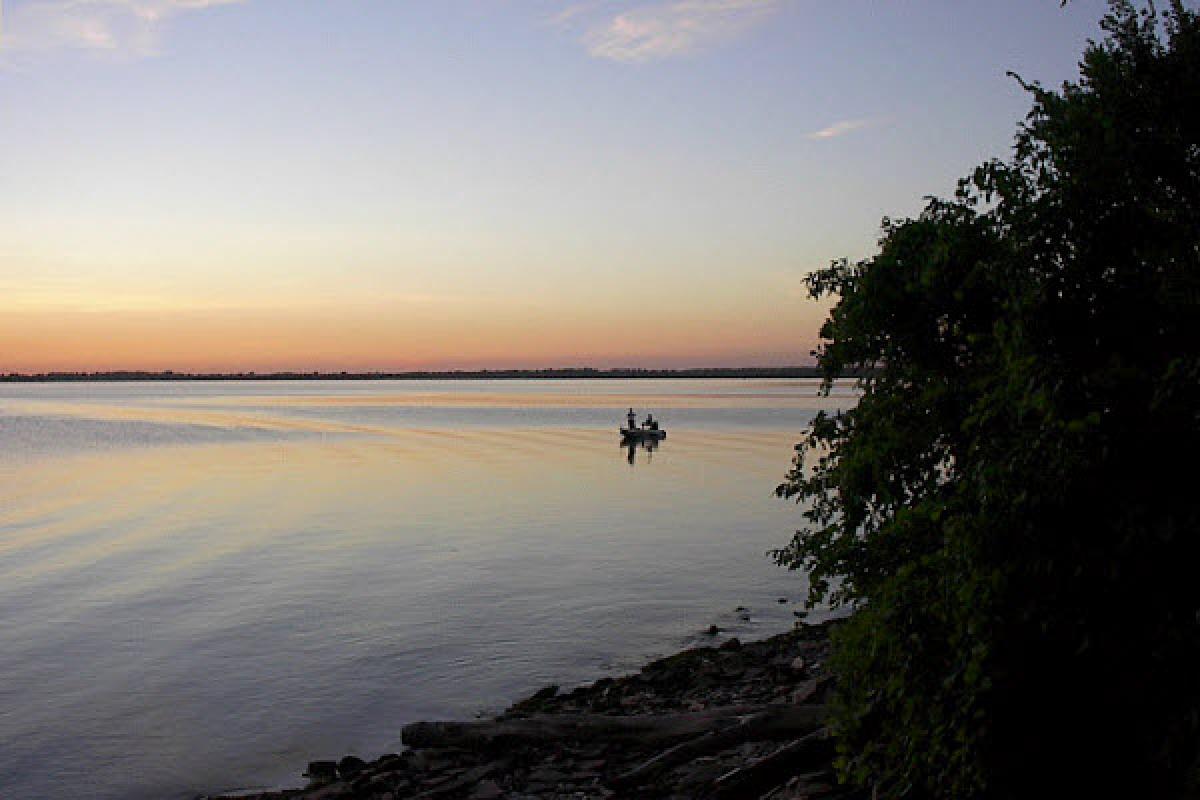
[566,0,781,63]
[1,0,244,57]
[547,1,608,29]
[807,119,873,140]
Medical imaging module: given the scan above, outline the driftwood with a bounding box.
[612,707,830,787]
[401,704,826,751]
[408,761,506,800]
[713,730,834,799]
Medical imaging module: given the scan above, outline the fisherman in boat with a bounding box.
[621,410,665,441]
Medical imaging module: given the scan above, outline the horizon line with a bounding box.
[2,365,828,382]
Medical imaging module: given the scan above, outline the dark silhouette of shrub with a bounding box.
[777,3,1200,796]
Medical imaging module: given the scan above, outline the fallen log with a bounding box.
[713,730,835,799]
[401,704,825,752]
[612,708,830,787]
[409,761,507,800]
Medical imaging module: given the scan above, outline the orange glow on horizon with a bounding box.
[1,301,826,373]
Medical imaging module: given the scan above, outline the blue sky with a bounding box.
[0,1,1122,371]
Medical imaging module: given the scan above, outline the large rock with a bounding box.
[304,761,338,784]
[337,756,366,778]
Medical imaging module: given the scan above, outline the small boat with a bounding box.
[621,427,666,441]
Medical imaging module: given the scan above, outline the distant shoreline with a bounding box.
[1,367,826,383]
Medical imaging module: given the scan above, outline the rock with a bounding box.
[373,754,404,773]
[790,679,820,704]
[337,756,366,778]
[527,766,570,784]
[215,621,842,800]
[530,684,559,700]
[304,761,338,784]
[350,773,379,794]
[469,779,503,799]
[705,624,721,636]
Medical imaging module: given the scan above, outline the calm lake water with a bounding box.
[0,379,853,800]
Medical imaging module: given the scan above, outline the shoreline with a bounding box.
[211,621,851,800]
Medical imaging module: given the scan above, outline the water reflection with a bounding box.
[623,436,660,465]
[0,379,857,800]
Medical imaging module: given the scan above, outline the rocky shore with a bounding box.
[214,620,856,800]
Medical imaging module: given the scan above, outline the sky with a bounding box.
[0,0,1117,372]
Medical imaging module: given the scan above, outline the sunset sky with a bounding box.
[1,1,1108,372]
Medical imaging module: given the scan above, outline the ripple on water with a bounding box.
[0,379,852,800]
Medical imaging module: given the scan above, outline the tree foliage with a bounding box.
[777,2,1200,796]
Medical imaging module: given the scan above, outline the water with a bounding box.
[0,379,854,800]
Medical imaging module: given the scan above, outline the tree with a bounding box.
[776,2,1200,796]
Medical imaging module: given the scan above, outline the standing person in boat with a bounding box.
[627,408,637,430]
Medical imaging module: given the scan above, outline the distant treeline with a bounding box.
[0,367,835,382]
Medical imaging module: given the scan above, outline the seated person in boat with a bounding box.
[644,413,657,431]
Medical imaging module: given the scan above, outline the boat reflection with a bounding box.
[623,435,660,465]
